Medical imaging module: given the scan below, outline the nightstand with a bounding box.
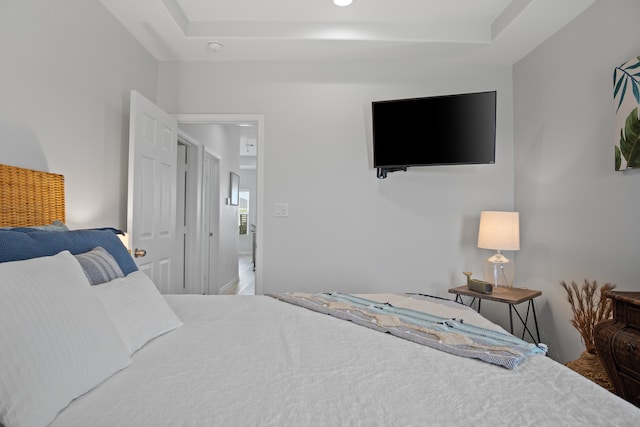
[448,285,542,343]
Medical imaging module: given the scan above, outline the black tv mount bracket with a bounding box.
[376,167,407,179]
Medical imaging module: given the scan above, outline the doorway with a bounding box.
[176,114,264,296]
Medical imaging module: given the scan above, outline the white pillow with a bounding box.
[92,271,183,354]
[0,251,131,427]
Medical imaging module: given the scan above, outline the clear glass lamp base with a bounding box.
[482,252,514,288]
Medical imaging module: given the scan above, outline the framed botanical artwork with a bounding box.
[614,55,640,171]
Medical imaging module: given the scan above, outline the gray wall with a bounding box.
[158,61,515,297]
[0,0,158,229]
[7,0,628,365]
[514,0,640,362]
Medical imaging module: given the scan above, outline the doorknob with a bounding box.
[133,248,147,258]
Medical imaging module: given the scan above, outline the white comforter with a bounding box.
[52,294,638,426]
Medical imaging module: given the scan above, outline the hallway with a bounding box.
[236,254,255,295]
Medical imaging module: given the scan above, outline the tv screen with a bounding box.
[372,91,496,174]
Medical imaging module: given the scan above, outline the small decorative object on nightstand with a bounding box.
[463,271,493,294]
[594,291,640,407]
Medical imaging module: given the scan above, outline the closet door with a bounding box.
[203,152,220,294]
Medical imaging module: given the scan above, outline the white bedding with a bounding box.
[51,294,638,426]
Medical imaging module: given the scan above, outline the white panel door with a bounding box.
[203,152,220,294]
[127,90,178,294]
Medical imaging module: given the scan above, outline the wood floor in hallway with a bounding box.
[236,254,255,295]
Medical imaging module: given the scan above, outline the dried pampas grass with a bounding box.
[560,279,616,354]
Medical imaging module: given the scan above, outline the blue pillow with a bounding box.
[0,229,137,275]
[0,220,70,232]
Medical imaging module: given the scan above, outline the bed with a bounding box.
[0,163,638,427]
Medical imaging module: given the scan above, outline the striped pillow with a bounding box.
[75,246,124,285]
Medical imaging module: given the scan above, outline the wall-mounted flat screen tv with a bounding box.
[372,91,496,178]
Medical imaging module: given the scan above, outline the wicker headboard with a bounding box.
[0,163,65,227]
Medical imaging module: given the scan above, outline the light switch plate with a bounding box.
[274,202,289,217]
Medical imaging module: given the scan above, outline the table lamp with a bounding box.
[477,211,520,287]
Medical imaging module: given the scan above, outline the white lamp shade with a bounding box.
[477,211,520,251]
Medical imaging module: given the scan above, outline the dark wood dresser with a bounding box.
[594,291,640,407]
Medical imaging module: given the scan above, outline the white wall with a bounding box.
[0,0,158,230]
[514,0,640,362]
[179,123,241,292]
[6,0,623,366]
[158,61,515,297]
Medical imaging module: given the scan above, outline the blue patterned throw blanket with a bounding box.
[270,292,547,369]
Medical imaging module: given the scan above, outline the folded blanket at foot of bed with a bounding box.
[269,292,547,369]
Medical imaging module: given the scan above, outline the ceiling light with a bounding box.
[334,0,353,6]
[207,41,223,52]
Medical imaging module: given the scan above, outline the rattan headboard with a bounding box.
[0,163,65,227]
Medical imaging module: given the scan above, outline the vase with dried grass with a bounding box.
[561,279,616,392]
